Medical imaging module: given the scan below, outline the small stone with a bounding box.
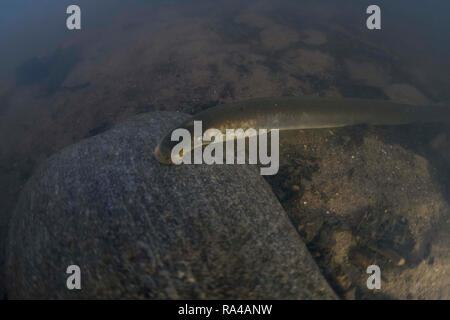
[336,274,352,290]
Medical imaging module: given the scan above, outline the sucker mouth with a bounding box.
[154,144,172,165]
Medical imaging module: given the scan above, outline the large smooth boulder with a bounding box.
[6,112,336,299]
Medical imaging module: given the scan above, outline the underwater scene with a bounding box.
[0,0,449,300]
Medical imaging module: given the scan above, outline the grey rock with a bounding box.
[6,112,336,299]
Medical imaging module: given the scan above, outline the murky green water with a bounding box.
[1,0,449,299]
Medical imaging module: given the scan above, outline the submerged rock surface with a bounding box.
[6,111,336,299]
[265,124,450,299]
